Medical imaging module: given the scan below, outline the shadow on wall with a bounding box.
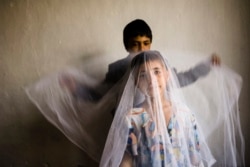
[0,100,99,167]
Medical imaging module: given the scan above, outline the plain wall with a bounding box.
[1,0,249,166]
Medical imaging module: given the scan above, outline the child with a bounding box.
[104,19,220,90]
[100,51,215,167]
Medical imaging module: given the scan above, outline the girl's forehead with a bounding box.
[139,60,164,71]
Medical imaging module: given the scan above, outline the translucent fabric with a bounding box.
[101,51,213,166]
[181,65,245,167]
[26,68,121,162]
[26,51,245,166]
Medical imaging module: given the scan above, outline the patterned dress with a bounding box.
[126,108,203,167]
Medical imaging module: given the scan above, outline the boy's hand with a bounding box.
[59,74,77,93]
[211,53,221,65]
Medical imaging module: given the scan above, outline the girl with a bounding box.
[100,51,215,167]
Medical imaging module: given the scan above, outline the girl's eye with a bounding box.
[139,73,146,78]
[154,70,161,75]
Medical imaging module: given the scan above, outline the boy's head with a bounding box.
[123,19,153,54]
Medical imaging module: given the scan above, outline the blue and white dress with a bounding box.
[126,108,203,167]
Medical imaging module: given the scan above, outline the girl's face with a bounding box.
[137,60,168,97]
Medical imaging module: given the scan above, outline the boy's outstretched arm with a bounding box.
[175,53,221,87]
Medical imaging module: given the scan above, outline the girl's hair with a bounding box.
[130,51,165,69]
[123,19,152,50]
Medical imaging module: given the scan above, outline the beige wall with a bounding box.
[1,0,249,166]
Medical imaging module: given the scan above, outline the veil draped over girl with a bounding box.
[26,51,244,166]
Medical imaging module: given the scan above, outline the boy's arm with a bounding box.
[175,54,221,87]
[174,61,211,87]
[104,57,130,85]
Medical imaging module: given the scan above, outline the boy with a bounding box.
[104,19,220,89]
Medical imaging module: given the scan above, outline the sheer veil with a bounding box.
[182,64,245,166]
[100,51,244,167]
[26,68,120,161]
[26,50,244,166]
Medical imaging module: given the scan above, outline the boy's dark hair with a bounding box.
[123,19,153,50]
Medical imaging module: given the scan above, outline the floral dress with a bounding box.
[126,108,202,167]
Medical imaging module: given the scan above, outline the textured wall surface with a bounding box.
[1,0,249,166]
